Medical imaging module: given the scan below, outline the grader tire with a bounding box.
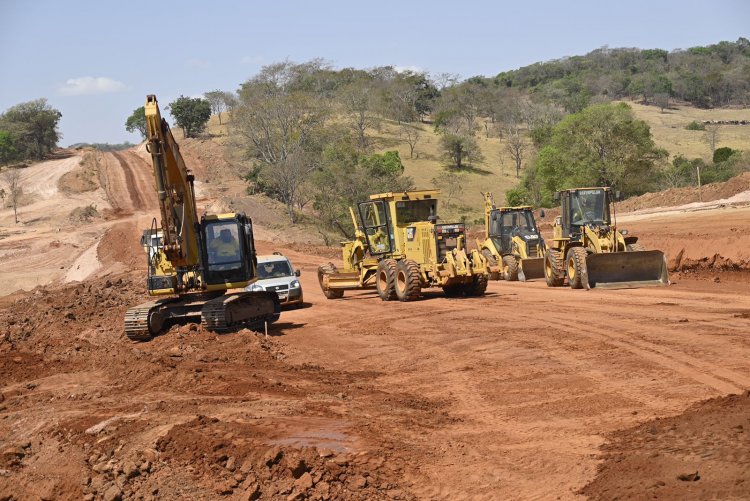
[502,255,519,282]
[566,247,588,290]
[465,274,488,296]
[376,259,398,301]
[395,259,421,302]
[627,242,646,252]
[318,263,344,299]
[482,249,500,280]
[544,249,565,287]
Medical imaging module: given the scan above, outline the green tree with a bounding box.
[439,133,484,169]
[0,131,17,165]
[125,106,147,139]
[0,98,61,160]
[167,96,211,138]
[534,102,666,195]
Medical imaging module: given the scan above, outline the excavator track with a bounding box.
[124,298,178,342]
[201,291,280,332]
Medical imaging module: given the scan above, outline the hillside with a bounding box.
[202,99,750,225]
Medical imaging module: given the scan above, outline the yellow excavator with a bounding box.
[544,187,669,289]
[124,95,280,341]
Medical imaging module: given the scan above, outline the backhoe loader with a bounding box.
[476,192,546,281]
[544,187,669,289]
[318,190,488,301]
[124,95,280,341]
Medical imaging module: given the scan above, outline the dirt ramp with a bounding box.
[581,392,750,499]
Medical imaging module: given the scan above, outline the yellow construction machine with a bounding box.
[318,190,488,301]
[124,95,280,341]
[544,187,669,289]
[476,192,546,281]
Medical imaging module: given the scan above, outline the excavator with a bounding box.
[124,95,280,341]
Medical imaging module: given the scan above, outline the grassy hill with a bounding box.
[202,101,750,227]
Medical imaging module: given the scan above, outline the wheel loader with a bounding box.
[544,187,669,289]
[318,190,488,301]
[476,192,546,281]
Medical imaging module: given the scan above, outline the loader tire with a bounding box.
[318,263,344,299]
[544,249,565,287]
[502,255,519,282]
[566,247,588,290]
[395,259,421,302]
[465,273,488,296]
[626,242,646,252]
[376,259,398,301]
[482,249,500,280]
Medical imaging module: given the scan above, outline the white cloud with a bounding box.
[59,76,127,96]
[240,55,263,65]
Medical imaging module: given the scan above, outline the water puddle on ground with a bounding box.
[263,417,360,452]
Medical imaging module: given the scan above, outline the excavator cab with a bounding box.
[201,214,258,287]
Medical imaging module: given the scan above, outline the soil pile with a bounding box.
[582,392,750,499]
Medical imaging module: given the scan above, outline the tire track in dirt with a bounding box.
[100,150,155,213]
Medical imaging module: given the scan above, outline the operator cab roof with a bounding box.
[369,190,440,201]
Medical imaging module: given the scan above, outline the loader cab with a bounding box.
[561,188,611,237]
[489,207,541,255]
[201,214,258,286]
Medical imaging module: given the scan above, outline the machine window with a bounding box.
[206,221,242,270]
[395,200,437,225]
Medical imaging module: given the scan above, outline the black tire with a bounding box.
[395,260,421,302]
[318,263,344,299]
[627,242,646,252]
[544,249,565,287]
[465,274,488,296]
[566,247,588,290]
[442,284,464,298]
[502,255,519,281]
[482,249,500,280]
[376,259,398,301]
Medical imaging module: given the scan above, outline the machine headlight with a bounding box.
[290,280,300,289]
[620,229,629,235]
[250,283,265,292]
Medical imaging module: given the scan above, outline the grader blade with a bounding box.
[518,257,544,281]
[586,250,669,289]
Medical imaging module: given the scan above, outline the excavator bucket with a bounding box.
[518,257,544,281]
[586,250,669,289]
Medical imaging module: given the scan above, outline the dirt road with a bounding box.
[1,233,749,499]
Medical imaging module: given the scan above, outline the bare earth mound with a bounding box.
[581,392,750,499]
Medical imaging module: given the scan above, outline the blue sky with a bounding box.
[1,0,747,145]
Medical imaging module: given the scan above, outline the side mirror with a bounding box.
[295,269,301,277]
[553,192,560,202]
[539,209,545,218]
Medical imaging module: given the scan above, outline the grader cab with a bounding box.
[318,190,488,301]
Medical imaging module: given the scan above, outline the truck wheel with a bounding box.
[465,274,488,296]
[502,255,519,281]
[318,263,344,299]
[544,249,565,287]
[442,284,463,298]
[626,242,646,252]
[482,249,500,280]
[376,259,398,301]
[395,260,421,302]
[566,247,588,289]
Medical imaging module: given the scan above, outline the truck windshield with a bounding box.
[570,189,610,225]
[395,199,437,225]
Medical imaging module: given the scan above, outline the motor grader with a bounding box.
[318,190,488,301]
[544,187,669,289]
[476,192,546,281]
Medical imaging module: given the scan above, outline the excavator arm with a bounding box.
[144,95,200,269]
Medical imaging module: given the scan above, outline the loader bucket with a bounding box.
[586,250,669,289]
[518,257,545,281]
